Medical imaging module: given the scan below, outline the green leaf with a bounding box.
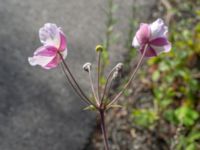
[152,70,160,81]
[160,98,173,108]
[175,106,199,126]
[107,104,123,109]
[186,143,196,150]
[159,61,170,71]
[164,109,179,124]
[147,57,160,65]
[153,88,163,99]
[83,105,96,111]
[188,132,200,142]
[132,109,158,128]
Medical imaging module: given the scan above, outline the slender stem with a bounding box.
[97,51,102,102]
[101,67,116,105]
[60,63,95,106]
[108,44,148,107]
[104,77,114,102]
[88,69,100,106]
[58,52,91,104]
[100,110,109,150]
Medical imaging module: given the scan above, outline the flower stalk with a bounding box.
[99,109,110,150]
[97,51,102,103]
[107,44,148,107]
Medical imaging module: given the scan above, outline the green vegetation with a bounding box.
[99,0,119,85]
[132,1,200,149]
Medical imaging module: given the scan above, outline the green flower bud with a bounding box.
[95,45,104,52]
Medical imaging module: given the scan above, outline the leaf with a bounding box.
[186,143,196,150]
[188,132,200,142]
[160,98,173,108]
[152,70,160,81]
[132,109,158,128]
[175,106,199,126]
[83,105,96,111]
[164,109,179,124]
[147,57,160,65]
[159,61,170,71]
[107,104,123,109]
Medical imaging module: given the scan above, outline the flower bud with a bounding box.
[83,62,92,72]
[112,71,118,79]
[95,45,104,52]
[115,63,123,71]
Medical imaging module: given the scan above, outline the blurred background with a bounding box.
[0,0,199,150]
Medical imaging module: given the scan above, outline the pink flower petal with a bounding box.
[44,55,60,69]
[135,23,150,45]
[29,23,68,69]
[39,23,58,43]
[149,18,168,40]
[132,36,140,48]
[39,23,61,49]
[34,45,57,56]
[140,45,157,57]
[28,55,55,69]
[149,37,169,46]
[151,42,171,54]
[58,32,67,51]
[28,45,58,69]
[61,49,68,59]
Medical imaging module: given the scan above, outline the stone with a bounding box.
[0,0,155,150]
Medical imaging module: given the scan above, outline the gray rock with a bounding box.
[0,0,155,150]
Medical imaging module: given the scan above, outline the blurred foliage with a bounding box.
[132,0,200,149]
[177,126,200,150]
[132,109,158,128]
[99,0,119,86]
[124,0,140,71]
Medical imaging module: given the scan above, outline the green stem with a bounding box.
[97,51,102,102]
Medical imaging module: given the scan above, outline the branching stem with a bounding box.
[58,52,96,107]
[101,66,116,105]
[88,69,100,106]
[60,63,92,105]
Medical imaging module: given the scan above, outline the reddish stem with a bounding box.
[99,109,109,150]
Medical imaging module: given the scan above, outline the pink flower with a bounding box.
[132,18,171,57]
[28,23,67,69]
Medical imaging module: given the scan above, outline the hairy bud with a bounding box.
[83,62,92,72]
[115,63,123,71]
[112,71,119,79]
